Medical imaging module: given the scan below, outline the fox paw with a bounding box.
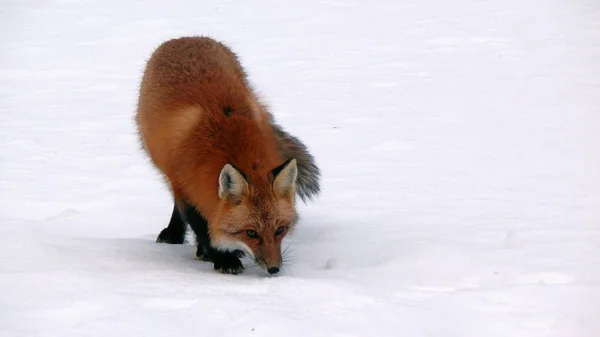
[196,253,212,262]
[212,253,244,275]
[215,263,244,275]
[156,227,185,244]
[195,246,212,262]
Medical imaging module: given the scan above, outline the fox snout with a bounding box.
[255,243,282,275]
[261,254,281,275]
[265,255,281,275]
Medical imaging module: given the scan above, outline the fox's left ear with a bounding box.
[272,158,298,198]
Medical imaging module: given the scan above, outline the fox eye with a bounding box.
[246,229,258,238]
[275,226,285,236]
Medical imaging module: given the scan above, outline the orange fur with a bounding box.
[136,36,298,271]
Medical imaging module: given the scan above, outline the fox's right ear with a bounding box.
[218,164,248,203]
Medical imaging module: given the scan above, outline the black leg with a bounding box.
[156,202,187,244]
[195,236,211,262]
[180,201,244,274]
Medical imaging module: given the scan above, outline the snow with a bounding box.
[1,0,599,336]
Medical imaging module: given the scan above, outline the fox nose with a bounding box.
[267,267,280,275]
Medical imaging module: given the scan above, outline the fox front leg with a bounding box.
[180,201,244,274]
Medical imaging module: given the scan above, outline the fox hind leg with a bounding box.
[156,202,187,244]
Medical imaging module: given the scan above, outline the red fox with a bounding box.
[135,36,320,275]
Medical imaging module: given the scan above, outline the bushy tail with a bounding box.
[271,123,321,203]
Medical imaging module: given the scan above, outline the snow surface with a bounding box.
[1,0,600,336]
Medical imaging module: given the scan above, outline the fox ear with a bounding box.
[272,158,298,198]
[218,164,248,202]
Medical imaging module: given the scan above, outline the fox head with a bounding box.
[211,158,299,275]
